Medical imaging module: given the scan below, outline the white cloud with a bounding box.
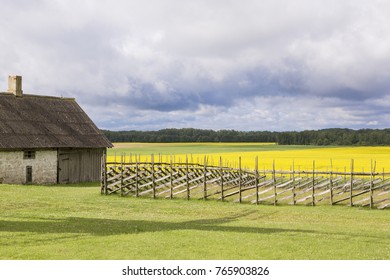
[1,0,390,131]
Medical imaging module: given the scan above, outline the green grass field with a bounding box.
[1,184,390,260]
[109,142,307,155]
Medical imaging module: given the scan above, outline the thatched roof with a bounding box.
[0,92,113,149]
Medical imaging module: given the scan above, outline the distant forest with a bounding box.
[102,128,390,146]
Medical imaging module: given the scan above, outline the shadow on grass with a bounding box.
[0,210,314,236]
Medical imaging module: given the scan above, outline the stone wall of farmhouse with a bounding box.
[0,150,57,184]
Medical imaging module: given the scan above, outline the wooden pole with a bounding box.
[170,156,173,200]
[135,157,139,197]
[273,160,277,206]
[151,154,156,199]
[203,155,207,200]
[186,155,190,200]
[330,159,334,205]
[255,156,259,205]
[220,156,224,202]
[370,160,374,209]
[102,152,107,195]
[239,156,242,203]
[350,159,354,207]
[120,155,124,197]
[312,160,315,206]
[292,160,296,205]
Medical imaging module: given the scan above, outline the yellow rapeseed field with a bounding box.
[221,147,390,172]
[172,147,390,172]
[107,143,390,173]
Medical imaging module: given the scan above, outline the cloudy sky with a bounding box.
[1,0,390,131]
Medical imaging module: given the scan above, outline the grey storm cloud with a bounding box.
[1,0,390,131]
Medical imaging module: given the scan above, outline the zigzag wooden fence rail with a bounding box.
[101,155,390,209]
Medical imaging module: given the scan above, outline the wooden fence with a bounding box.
[101,155,390,209]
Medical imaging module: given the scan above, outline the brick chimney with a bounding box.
[8,75,23,97]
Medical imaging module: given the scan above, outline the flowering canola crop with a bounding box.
[108,143,390,173]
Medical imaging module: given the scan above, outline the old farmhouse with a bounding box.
[0,75,113,184]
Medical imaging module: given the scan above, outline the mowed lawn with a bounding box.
[1,184,390,260]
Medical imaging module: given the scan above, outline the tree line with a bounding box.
[102,128,390,146]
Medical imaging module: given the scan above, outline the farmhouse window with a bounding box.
[23,150,36,159]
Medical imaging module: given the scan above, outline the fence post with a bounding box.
[170,156,173,199]
[370,160,374,209]
[239,156,242,203]
[220,156,224,201]
[292,160,296,205]
[330,159,333,205]
[203,156,207,200]
[135,157,139,197]
[273,160,277,206]
[350,159,354,207]
[101,152,107,195]
[255,156,259,205]
[151,154,156,199]
[186,155,190,200]
[290,160,295,205]
[120,154,124,197]
[312,160,315,206]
